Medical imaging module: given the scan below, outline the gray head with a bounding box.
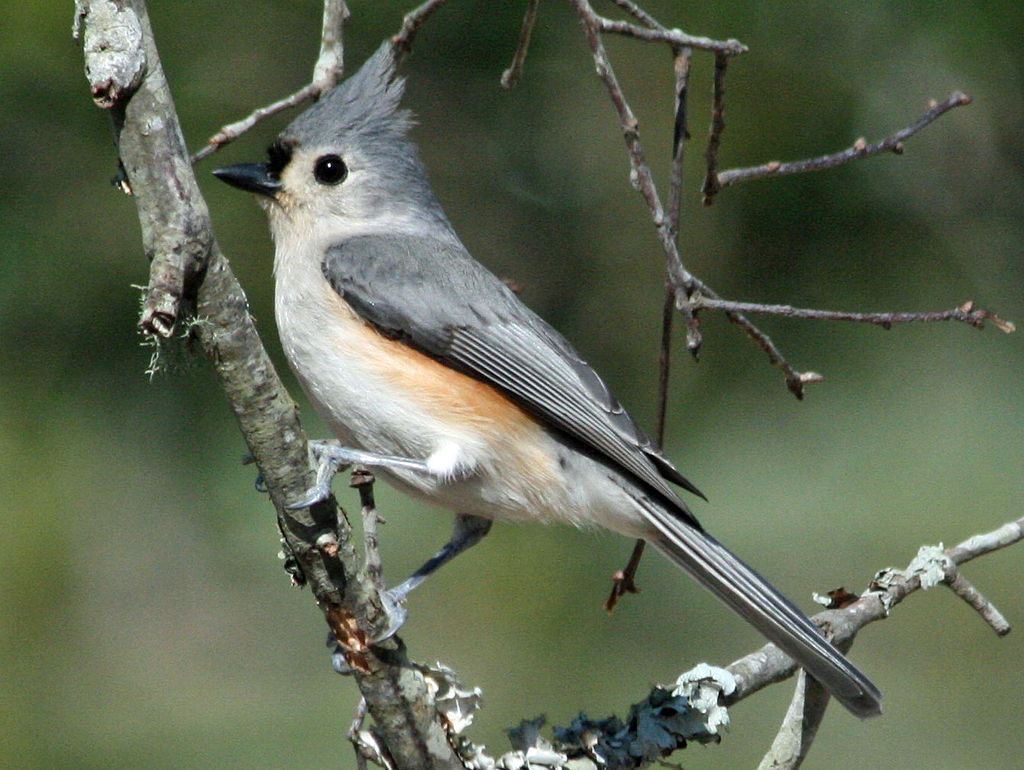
[214,43,451,242]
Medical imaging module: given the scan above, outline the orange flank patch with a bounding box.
[376,335,532,429]
[301,277,568,510]
[318,276,546,433]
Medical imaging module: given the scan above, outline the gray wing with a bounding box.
[323,234,704,525]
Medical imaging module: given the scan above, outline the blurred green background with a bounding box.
[3,1,1021,768]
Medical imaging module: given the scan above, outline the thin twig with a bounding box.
[351,468,385,589]
[312,0,351,88]
[725,516,1024,707]
[700,52,729,205]
[609,0,664,29]
[757,670,828,770]
[604,538,647,612]
[715,91,973,192]
[191,0,350,163]
[604,278,679,612]
[674,280,821,397]
[347,698,373,770]
[684,297,1015,333]
[191,84,320,163]
[722,304,822,398]
[604,32,695,610]
[501,0,540,88]
[944,568,1011,636]
[594,15,747,55]
[391,0,451,60]
[666,46,692,238]
[571,1,696,305]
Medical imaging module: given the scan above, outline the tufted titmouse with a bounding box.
[214,43,881,718]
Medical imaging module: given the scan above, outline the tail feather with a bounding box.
[645,503,882,718]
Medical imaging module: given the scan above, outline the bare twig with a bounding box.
[312,0,351,87]
[347,698,373,770]
[191,84,321,164]
[570,1,697,307]
[672,279,821,397]
[604,538,647,612]
[714,91,973,192]
[609,0,663,29]
[722,303,823,397]
[391,0,451,60]
[666,46,692,237]
[684,297,1015,333]
[944,567,1011,636]
[501,0,540,88]
[191,0,350,163]
[700,52,729,205]
[594,15,747,55]
[725,516,1023,707]
[608,46,696,604]
[351,468,385,589]
[605,277,680,611]
[756,670,828,770]
[573,0,813,398]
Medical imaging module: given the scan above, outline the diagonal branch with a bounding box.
[391,0,451,59]
[191,0,350,164]
[486,518,1023,768]
[711,91,973,197]
[700,52,729,205]
[500,0,540,89]
[77,2,465,768]
[725,516,1023,708]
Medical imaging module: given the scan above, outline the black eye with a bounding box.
[313,154,347,185]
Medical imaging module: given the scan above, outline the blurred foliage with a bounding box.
[2,1,1022,768]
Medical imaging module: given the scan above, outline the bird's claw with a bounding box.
[373,589,410,643]
[288,440,432,509]
[286,482,333,510]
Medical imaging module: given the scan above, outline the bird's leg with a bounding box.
[327,513,493,669]
[288,439,430,509]
[374,513,493,642]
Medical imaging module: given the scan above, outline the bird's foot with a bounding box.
[288,440,431,509]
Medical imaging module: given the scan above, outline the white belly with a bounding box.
[272,255,653,538]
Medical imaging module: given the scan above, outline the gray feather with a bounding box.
[322,234,703,521]
[284,43,411,148]
[642,499,883,718]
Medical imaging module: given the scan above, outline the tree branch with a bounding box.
[712,91,973,196]
[191,0,350,163]
[449,519,1021,770]
[500,0,540,89]
[391,0,451,60]
[77,2,462,767]
[725,516,1022,709]
[700,52,729,205]
[684,297,1016,333]
[79,1,1017,767]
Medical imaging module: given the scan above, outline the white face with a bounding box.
[264,136,444,259]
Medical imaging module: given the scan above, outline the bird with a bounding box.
[213,42,882,718]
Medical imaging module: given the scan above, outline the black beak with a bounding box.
[212,162,281,198]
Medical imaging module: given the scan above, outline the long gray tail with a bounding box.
[643,501,882,718]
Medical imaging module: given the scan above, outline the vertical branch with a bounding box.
[78,2,465,767]
[701,52,728,205]
[570,0,697,308]
[312,0,351,89]
[666,46,693,238]
[501,0,540,88]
